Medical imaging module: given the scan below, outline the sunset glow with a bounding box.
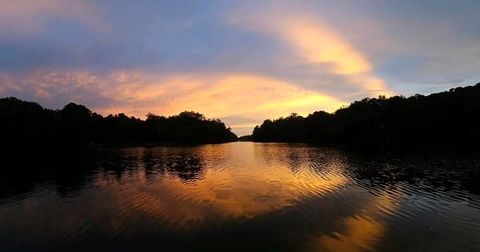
[1,1,479,135]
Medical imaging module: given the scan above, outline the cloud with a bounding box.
[0,0,104,35]
[0,70,346,135]
[281,19,371,75]
[0,2,395,136]
[3,1,479,136]
[228,5,393,98]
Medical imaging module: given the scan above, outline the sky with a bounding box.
[0,1,479,136]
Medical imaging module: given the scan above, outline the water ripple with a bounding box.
[1,143,479,251]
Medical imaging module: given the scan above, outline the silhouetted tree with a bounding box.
[252,83,480,150]
[0,98,237,159]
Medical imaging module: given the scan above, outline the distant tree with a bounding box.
[252,82,480,150]
[0,98,237,157]
[238,135,253,141]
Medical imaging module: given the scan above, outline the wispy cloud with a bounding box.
[228,6,393,98]
[1,1,479,135]
[0,0,104,34]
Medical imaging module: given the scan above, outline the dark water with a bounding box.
[1,143,480,251]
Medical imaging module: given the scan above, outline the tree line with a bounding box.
[251,83,480,150]
[1,98,237,156]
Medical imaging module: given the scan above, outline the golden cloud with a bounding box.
[229,8,394,98]
[282,19,371,75]
[96,72,347,133]
[2,70,346,135]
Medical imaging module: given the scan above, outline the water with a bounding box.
[1,142,480,251]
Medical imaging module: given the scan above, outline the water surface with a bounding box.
[1,142,480,251]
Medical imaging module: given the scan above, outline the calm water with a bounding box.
[1,142,480,251]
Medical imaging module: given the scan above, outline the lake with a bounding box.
[1,142,480,251]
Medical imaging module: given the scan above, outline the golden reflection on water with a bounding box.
[0,142,421,251]
[97,143,348,229]
[320,216,385,252]
[93,142,403,251]
[2,143,480,251]
[316,190,403,252]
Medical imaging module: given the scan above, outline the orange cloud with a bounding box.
[229,9,393,98]
[2,70,346,135]
[282,19,371,75]
[93,73,347,133]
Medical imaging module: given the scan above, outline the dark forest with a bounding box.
[1,98,237,158]
[251,83,480,150]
